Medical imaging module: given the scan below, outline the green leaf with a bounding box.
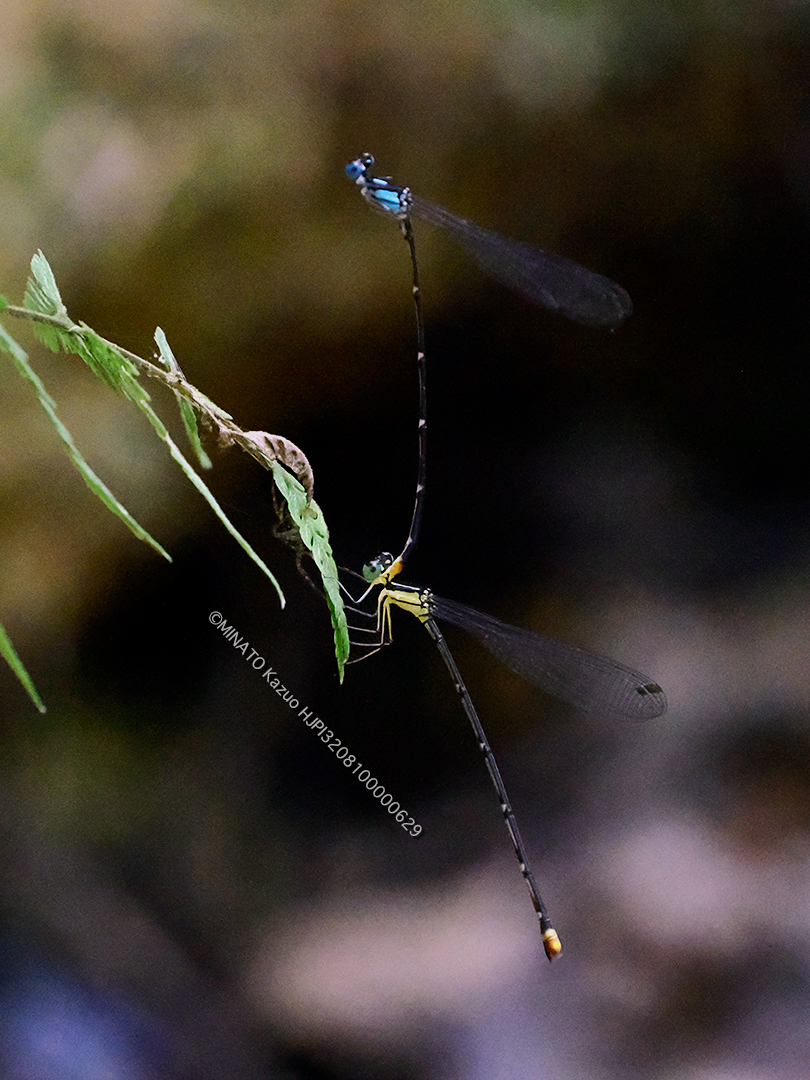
[130,390,286,607]
[154,327,212,469]
[23,250,75,353]
[24,250,68,320]
[21,254,149,404]
[0,320,172,561]
[0,320,57,405]
[72,325,149,402]
[1,306,283,607]
[0,620,46,712]
[7,257,293,633]
[270,460,349,680]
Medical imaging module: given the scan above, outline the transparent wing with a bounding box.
[410,195,632,329]
[430,595,665,721]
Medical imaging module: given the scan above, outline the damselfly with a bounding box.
[350,553,666,959]
[345,153,633,571]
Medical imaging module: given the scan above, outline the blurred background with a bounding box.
[2,0,810,1077]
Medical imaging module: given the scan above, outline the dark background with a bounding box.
[2,2,810,1077]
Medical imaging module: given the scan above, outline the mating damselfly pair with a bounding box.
[343,153,665,960]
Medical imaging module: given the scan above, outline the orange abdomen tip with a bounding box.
[543,928,562,961]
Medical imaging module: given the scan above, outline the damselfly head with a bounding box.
[362,552,396,583]
[345,153,375,181]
